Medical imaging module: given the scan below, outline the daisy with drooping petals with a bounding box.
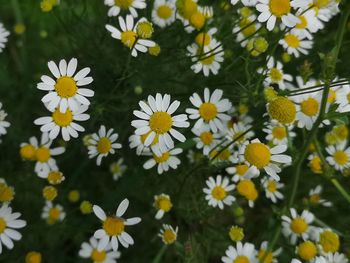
[326,142,350,172]
[192,126,220,156]
[0,204,26,254]
[263,120,296,146]
[282,208,314,244]
[143,148,182,174]
[261,178,284,203]
[34,105,90,141]
[279,30,313,58]
[41,202,66,225]
[203,175,235,209]
[221,242,258,263]
[239,138,292,181]
[110,158,127,181]
[106,15,156,57]
[0,23,9,53]
[257,241,282,263]
[159,224,178,245]
[104,0,146,17]
[131,93,189,152]
[153,194,172,220]
[38,58,94,113]
[152,0,176,28]
[79,237,121,263]
[88,125,122,166]
[93,199,141,251]
[308,185,332,207]
[186,88,232,133]
[0,102,10,140]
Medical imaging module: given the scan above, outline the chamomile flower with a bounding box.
[143,148,182,174]
[104,0,146,17]
[236,179,259,207]
[153,194,172,220]
[310,0,340,22]
[263,120,296,145]
[38,58,94,113]
[0,204,26,254]
[110,158,127,181]
[158,224,178,245]
[203,175,235,209]
[226,122,254,147]
[279,30,313,58]
[233,13,261,47]
[131,93,189,152]
[79,237,121,263]
[93,199,141,251]
[257,241,282,263]
[0,179,15,203]
[34,105,90,141]
[308,153,323,174]
[152,0,176,28]
[46,170,65,185]
[308,185,332,207]
[282,208,314,244]
[88,125,122,166]
[106,15,156,57]
[0,102,10,139]
[326,142,350,172]
[19,136,39,161]
[261,178,284,203]
[192,126,220,156]
[293,9,324,39]
[186,88,232,133]
[129,133,162,156]
[0,23,9,53]
[41,202,66,225]
[226,163,259,182]
[239,138,292,181]
[297,240,318,261]
[318,229,340,253]
[222,242,258,263]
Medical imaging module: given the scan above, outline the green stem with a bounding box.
[151,245,167,263]
[331,178,350,204]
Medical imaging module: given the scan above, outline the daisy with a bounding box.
[239,138,292,181]
[282,208,314,244]
[256,0,306,31]
[93,199,141,251]
[318,229,340,253]
[79,237,121,263]
[0,102,10,139]
[194,28,218,48]
[233,13,261,47]
[257,241,282,263]
[128,133,162,156]
[236,179,259,207]
[38,58,94,113]
[88,125,122,166]
[226,122,254,147]
[153,194,172,220]
[326,142,350,172]
[226,163,259,182]
[279,30,313,58]
[261,178,284,203]
[308,153,323,174]
[192,126,220,156]
[0,204,26,254]
[152,0,176,28]
[34,105,90,141]
[186,88,232,133]
[308,185,332,207]
[104,0,146,17]
[143,148,182,174]
[297,240,318,261]
[311,0,340,22]
[106,15,156,57]
[19,136,39,161]
[293,9,324,39]
[0,23,9,53]
[131,93,189,152]
[221,242,258,263]
[46,170,65,185]
[263,120,296,145]
[158,224,178,245]
[41,202,66,224]
[0,179,15,203]
[110,158,127,181]
[203,175,235,209]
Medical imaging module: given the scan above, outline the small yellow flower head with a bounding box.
[176,0,198,20]
[43,186,57,201]
[136,21,154,39]
[40,0,53,12]
[47,171,65,185]
[325,132,338,145]
[237,180,258,201]
[149,44,161,56]
[14,23,26,35]
[268,96,296,124]
[0,182,15,203]
[297,241,317,261]
[154,194,172,212]
[190,12,206,30]
[333,124,349,142]
[308,155,323,174]
[80,200,93,214]
[264,87,278,102]
[229,226,244,242]
[195,32,211,47]
[25,251,42,263]
[20,144,36,161]
[68,190,80,203]
[282,52,291,63]
[320,230,340,253]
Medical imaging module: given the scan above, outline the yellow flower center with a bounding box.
[211,186,227,201]
[80,201,93,214]
[267,181,277,193]
[309,156,322,174]
[103,217,125,236]
[154,152,170,163]
[0,217,6,234]
[269,68,283,83]
[237,180,258,201]
[333,125,348,141]
[48,207,61,221]
[284,34,300,48]
[36,147,51,163]
[268,96,296,124]
[333,150,348,165]
[229,226,244,242]
[114,0,133,9]
[327,89,337,103]
[233,255,250,263]
[155,196,172,212]
[0,184,14,202]
[195,32,211,46]
[296,15,308,29]
[91,249,107,263]
[199,102,218,122]
[199,52,216,65]
[136,21,153,39]
[244,143,271,169]
[52,108,73,127]
[149,112,173,134]
[20,144,36,160]
[258,249,273,263]
[157,5,172,19]
[47,171,64,184]
[301,97,319,117]
[272,126,287,139]
[25,251,42,263]
[97,137,112,154]
[215,149,231,161]
[190,12,205,30]
[290,217,308,234]
[320,230,340,253]
[121,31,137,49]
[163,229,177,244]
[140,131,159,145]
[43,186,57,201]
[309,194,321,204]
[200,131,213,145]
[178,0,198,20]
[298,241,317,261]
[55,77,78,98]
[236,164,249,176]
[269,0,291,17]
[239,18,256,38]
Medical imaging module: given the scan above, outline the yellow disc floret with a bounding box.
[244,143,271,169]
[268,96,296,124]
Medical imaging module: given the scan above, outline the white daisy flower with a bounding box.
[279,30,313,58]
[93,199,141,251]
[282,208,314,244]
[192,125,221,156]
[226,163,259,182]
[34,105,90,141]
[143,148,182,174]
[19,136,39,161]
[38,58,94,113]
[79,237,121,263]
[257,241,282,263]
[131,93,189,152]
[110,158,127,181]
[221,242,258,263]
[326,142,350,172]
[256,0,307,31]
[0,204,26,254]
[310,0,340,22]
[106,15,156,57]
[88,125,122,166]
[292,9,324,39]
[263,120,296,146]
[153,194,172,220]
[315,253,349,263]
[0,23,9,53]
[0,102,10,138]
[308,185,332,207]
[41,201,66,224]
[239,138,292,181]
[186,88,232,133]
[104,0,146,17]
[152,0,176,28]
[261,178,284,203]
[158,224,178,245]
[233,13,261,47]
[128,133,163,156]
[203,175,236,209]
[226,122,254,147]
